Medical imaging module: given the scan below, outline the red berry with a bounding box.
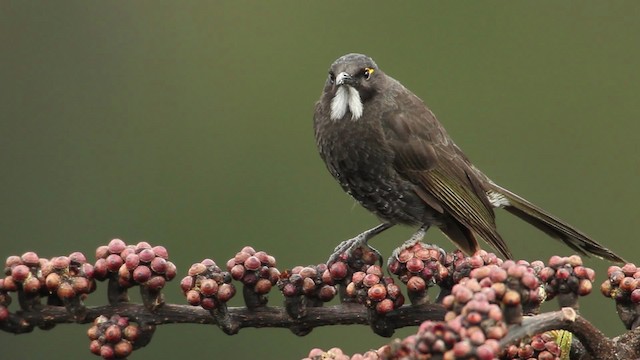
[106,254,124,272]
[406,276,426,293]
[329,262,348,280]
[107,239,126,254]
[217,283,235,302]
[254,278,272,294]
[368,283,387,301]
[131,265,150,283]
[150,257,167,274]
[138,249,155,263]
[188,263,207,276]
[244,256,261,271]
[186,289,201,305]
[21,252,39,267]
[375,298,394,314]
[200,279,218,297]
[145,276,165,291]
[10,265,30,282]
[152,246,168,259]
[114,340,132,358]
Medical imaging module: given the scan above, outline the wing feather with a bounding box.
[381,89,512,258]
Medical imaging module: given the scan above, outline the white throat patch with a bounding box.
[330,86,363,120]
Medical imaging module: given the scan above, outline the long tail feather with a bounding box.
[487,183,625,263]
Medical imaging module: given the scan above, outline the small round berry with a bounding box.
[106,254,124,272]
[254,278,272,294]
[145,276,165,291]
[57,282,76,299]
[217,283,235,302]
[152,246,168,259]
[107,239,127,254]
[150,257,167,274]
[123,324,140,341]
[230,264,245,280]
[114,340,132,358]
[367,284,387,301]
[406,276,426,293]
[200,279,219,297]
[10,264,30,282]
[180,276,194,293]
[138,249,155,263]
[503,290,521,306]
[51,256,70,270]
[188,263,207,276]
[104,324,122,343]
[244,256,261,271]
[124,254,140,271]
[318,285,337,301]
[234,251,250,265]
[406,257,425,273]
[21,252,39,267]
[375,298,395,314]
[578,279,593,296]
[23,276,41,294]
[186,290,201,305]
[362,273,380,287]
[100,344,115,359]
[72,277,91,294]
[200,297,217,310]
[329,262,348,280]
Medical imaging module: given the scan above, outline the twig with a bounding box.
[0,302,446,335]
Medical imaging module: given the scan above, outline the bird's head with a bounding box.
[324,53,381,121]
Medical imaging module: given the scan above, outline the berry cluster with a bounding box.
[503,331,567,360]
[278,264,336,303]
[328,245,387,303]
[41,252,96,303]
[446,250,503,287]
[3,252,48,298]
[181,259,235,310]
[3,251,96,311]
[442,258,544,325]
[87,315,140,359]
[387,242,448,305]
[0,280,9,321]
[431,282,505,358]
[345,264,404,315]
[538,255,594,308]
[94,239,176,292]
[303,347,379,360]
[601,263,640,301]
[601,263,640,329]
[226,246,280,307]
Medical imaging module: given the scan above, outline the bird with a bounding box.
[313,53,624,264]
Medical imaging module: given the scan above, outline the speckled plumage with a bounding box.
[314,53,624,263]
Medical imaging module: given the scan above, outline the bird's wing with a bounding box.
[380,91,512,258]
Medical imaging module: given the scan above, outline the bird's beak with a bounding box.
[335,72,354,86]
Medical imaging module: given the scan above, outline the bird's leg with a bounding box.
[389,225,431,261]
[327,223,394,265]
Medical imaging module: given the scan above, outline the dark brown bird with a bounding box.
[313,53,624,264]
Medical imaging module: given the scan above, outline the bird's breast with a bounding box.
[316,115,428,225]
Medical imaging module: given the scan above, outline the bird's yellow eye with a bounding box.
[363,67,374,80]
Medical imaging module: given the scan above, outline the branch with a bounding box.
[1,302,446,335]
[500,308,616,360]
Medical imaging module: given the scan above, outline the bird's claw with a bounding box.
[327,235,382,267]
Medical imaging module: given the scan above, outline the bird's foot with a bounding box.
[389,226,430,262]
[326,235,382,267]
[326,223,393,267]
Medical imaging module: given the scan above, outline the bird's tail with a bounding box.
[487,183,626,263]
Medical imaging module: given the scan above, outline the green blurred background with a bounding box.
[1,2,639,359]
